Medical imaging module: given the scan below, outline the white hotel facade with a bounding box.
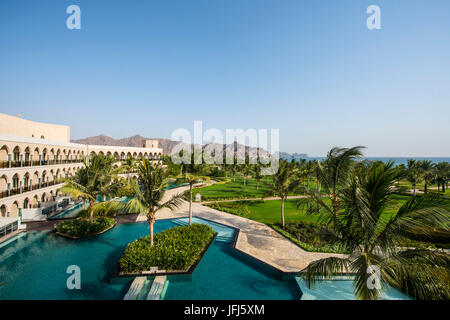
[0,112,163,239]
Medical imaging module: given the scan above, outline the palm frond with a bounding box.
[300,257,351,288]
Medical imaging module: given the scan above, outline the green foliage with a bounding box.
[207,201,252,217]
[272,224,348,254]
[116,184,136,197]
[119,224,214,272]
[55,217,115,238]
[301,160,450,300]
[191,176,274,201]
[77,201,125,218]
[62,154,124,223]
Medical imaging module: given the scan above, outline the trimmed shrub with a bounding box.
[272,223,349,254]
[207,201,251,217]
[119,223,214,273]
[55,217,115,238]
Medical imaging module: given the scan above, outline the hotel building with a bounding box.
[0,112,163,239]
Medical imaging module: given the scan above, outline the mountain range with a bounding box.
[71,134,272,158]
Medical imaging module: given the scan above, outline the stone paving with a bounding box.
[136,185,344,273]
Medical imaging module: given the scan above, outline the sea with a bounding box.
[283,157,450,166]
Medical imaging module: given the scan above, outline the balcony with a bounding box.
[0,159,82,169]
[0,179,65,199]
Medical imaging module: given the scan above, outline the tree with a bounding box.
[120,157,137,182]
[301,162,450,300]
[175,164,210,225]
[405,159,423,197]
[297,146,365,230]
[265,160,300,228]
[253,164,263,190]
[62,154,122,224]
[230,162,238,182]
[419,160,434,194]
[126,159,184,245]
[434,162,449,194]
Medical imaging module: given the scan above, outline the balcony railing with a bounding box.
[0,179,65,199]
[0,159,82,169]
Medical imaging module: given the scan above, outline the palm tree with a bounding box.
[230,162,238,182]
[304,161,314,193]
[301,162,450,300]
[253,164,263,190]
[265,160,300,228]
[175,164,210,225]
[297,146,365,230]
[126,159,184,245]
[419,160,434,194]
[120,157,137,182]
[405,159,422,196]
[394,164,407,187]
[433,162,449,194]
[241,163,252,186]
[62,154,123,224]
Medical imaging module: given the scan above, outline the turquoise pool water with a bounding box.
[0,218,299,300]
[0,217,411,300]
[295,277,411,300]
[166,182,189,190]
[49,202,84,220]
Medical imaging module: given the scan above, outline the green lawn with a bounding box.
[397,179,449,196]
[194,176,317,201]
[193,176,273,201]
[214,193,415,225]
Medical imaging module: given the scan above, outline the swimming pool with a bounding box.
[0,218,300,300]
[48,202,84,220]
[0,217,412,300]
[295,276,411,300]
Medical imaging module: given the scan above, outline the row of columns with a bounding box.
[4,175,69,197]
[6,153,81,168]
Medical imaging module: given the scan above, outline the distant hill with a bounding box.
[71,134,271,158]
[278,152,308,160]
[71,135,181,155]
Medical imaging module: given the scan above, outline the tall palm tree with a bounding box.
[297,146,365,230]
[241,163,252,186]
[126,159,184,245]
[62,154,123,224]
[304,160,314,193]
[301,162,450,300]
[120,157,137,182]
[419,160,434,194]
[230,162,238,182]
[253,164,263,190]
[433,162,449,194]
[175,164,210,225]
[265,160,300,228]
[405,159,422,196]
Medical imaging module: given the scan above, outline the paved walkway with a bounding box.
[136,185,343,273]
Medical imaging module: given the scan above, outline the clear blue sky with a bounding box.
[1,0,449,156]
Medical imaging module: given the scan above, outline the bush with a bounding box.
[55,217,115,238]
[207,201,251,217]
[272,223,349,254]
[119,223,215,273]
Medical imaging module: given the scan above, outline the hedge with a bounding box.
[119,223,215,273]
[55,217,115,238]
[271,225,349,254]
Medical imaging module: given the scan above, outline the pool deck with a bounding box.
[136,185,344,273]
